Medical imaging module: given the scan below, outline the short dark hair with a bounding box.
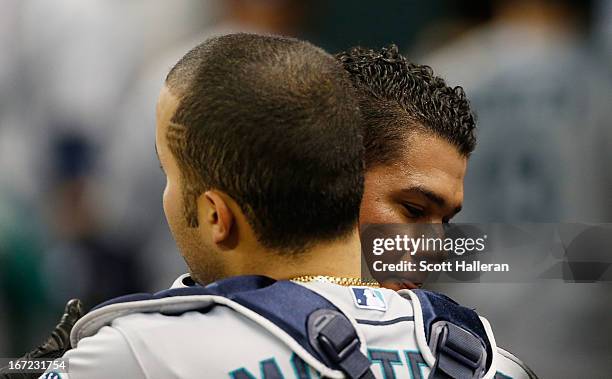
[165,33,364,254]
[336,45,476,168]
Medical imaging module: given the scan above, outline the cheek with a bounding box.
[359,182,405,225]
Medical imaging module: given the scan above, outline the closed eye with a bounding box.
[402,203,425,219]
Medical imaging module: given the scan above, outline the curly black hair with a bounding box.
[336,44,476,167]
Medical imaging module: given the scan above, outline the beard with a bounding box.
[168,213,225,286]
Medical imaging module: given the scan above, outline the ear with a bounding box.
[201,190,235,244]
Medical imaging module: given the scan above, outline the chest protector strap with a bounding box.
[410,290,493,379]
[72,275,374,379]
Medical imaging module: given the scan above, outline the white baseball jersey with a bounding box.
[40,275,535,379]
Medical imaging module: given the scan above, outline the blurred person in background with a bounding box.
[0,0,53,355]
[0,0,214,355]
[595,0,612,63]
[0,193,49,356]
[420,0,611,222]
[415,0,612,376]
[43,134,144,313]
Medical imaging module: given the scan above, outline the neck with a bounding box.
[228,230,363,281]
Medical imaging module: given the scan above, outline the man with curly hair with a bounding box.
[335,44,476,290]
[337,44,475,228]
[336,45,537,378]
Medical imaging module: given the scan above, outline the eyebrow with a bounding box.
[402,186,462,214]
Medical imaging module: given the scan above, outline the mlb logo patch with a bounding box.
[40,372,63,379]
[350,287,387,311]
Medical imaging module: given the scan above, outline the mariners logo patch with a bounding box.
[350,287,387,311]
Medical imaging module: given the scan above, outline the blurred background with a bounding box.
[0,0,610,377]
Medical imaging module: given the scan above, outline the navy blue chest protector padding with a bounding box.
[92,275,374,379]
[412,289,492,369]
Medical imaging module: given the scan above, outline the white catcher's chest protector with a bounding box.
[41,275,536,379]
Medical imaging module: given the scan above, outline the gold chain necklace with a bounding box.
[291,275,380,288]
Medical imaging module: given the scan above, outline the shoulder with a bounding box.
[495,347,539,379]
[111,305,282,345]
[63,304,294,378]
[40,325,145,379]
[397,288,538,379]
